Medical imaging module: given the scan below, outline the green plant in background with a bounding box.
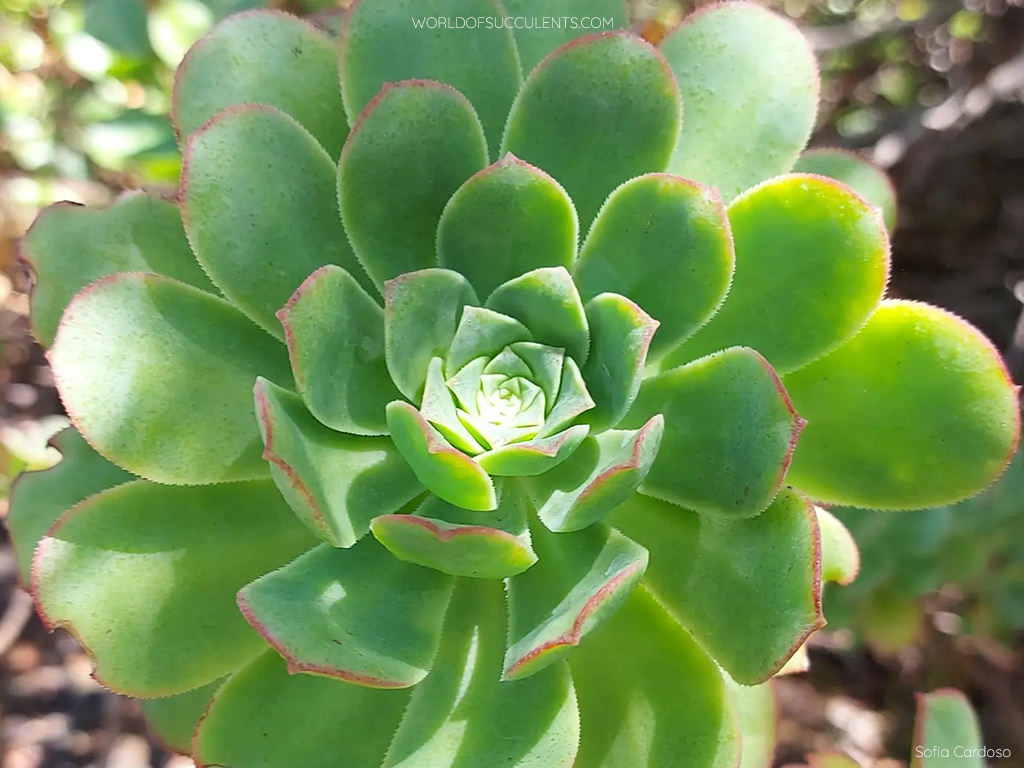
[7,2,1020,766]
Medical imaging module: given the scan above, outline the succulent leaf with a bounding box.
[611,489,824,684]
[21,194,215,347]
[501,0,628,72]
[437,155,578,298]
[8,428,132,584]
[576,174,733,358]
[371,489,537,579]
[912,690,984,768]
[384,268,478,401]
[485,266,590,364]
[33,480,317,697]
[665,174,890,374]
[816,506,860,585]
[173,10,348,156]
[182,104,370,338]
[279,265,398,435]
[140,679,222,755]
[503,31,682,226]
[339,81,489,289]
[725,677,777,768]
[420,357,488,454]
[195,651,411,768]
[50,273,292,485]
[504,522,647,680]
[340,0,522,155]
[538,356,595,437]
[237,540,453,688]
[386,401,497,511]
[383,579,580,768]
[784,300,1021,508]
[476,424,590,476]
[525,416,664,532]
[581,293,659,432]
[624,347,803,517]
[795,148,897,233]
[445,306,532,377]
[660,2,819,199]
[570,587,739,768]
[254,378,422,547]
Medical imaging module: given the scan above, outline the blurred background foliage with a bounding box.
[0,0,1022,766]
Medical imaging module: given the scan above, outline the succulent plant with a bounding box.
[8,2,1020,767]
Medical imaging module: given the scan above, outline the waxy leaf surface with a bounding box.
[372,489,537,579]
[340,0,521,154]
[34,480,316,696]
[570,587,738,768]
[911,690,984,768]
[183,105,368,337]
[795,148,897,232]
[666,174,889,374]
[22,194,215,346]
[173,10,348,155]
[504,522,647,680]
[502,0,628,72]
[576,174,732,358]
[196,651,410,768]
[279,265,397,435]
[339,81,488,288]
[50,274,292,485]
[383,579,579,768]
[503,32,681,226]
[438,156,578,299]
[784,301,1020,509]
[611,489,823,684]
[661,2,819,199]
[255,379,421,547]
[624,347,802,517]
[8,428,132,584]
[238,540,452,688]
[140,679,221,754]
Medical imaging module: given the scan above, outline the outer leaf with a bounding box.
[795,148,897,232]
[382,579,579,768]
[504,522,647,680]
[486,267,589,363]
[173,10,348,156]
[660,2,819,199]
[438,156,578,299]
[784,300,1021,509]
[610,489,824,684]
[575,174,733,357]
[665,174,889,374]
[725,678,777,768]
[371,488,537,579]
[33,480,317,697]
[21,194,215,346]
[503,32,681,226]
[476,424,590,476]
[238,540,452,688]
[195,651,410,768]
[8,428,132,584]
[279,265,397,435]
[817,507,860,585]
[525,416,664,532]
[183,104,369,337]
[624,347,803,517]
[570,587,739,768]
[339,81,489,288]
[340,0,521,155]
[50,273,292,485]
[141,679,222,754]
[445,306,532,377]
[501,0,628,72]
[911,690,984,768]
[386,401,497,511]
[255,378,422,547]
[385,269,478,401]
[580,294,659,431]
